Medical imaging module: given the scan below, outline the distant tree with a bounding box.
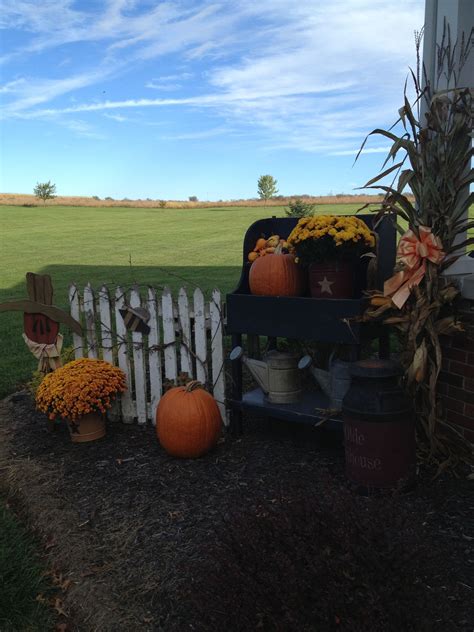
[159,200,167,208]
[189,196,198,202]
[257,175,278,203]
[34,180,56,204]
[285,198,316,218]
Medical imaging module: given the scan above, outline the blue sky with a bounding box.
[0,0,425,200]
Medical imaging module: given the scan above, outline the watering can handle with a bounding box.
[328,347,339,368]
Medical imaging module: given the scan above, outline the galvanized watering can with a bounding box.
[230,346,303,403]
[298,351,351,409]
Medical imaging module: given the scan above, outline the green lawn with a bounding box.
[0,501,53,631]
[0,203,369,397]
[0,203,472,398]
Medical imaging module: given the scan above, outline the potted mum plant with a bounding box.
[287,215,376,298]
[35,358,127,443]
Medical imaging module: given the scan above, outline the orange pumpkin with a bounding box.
[248,251,259,262]
[249,252,304,296]
[156,381,222,458]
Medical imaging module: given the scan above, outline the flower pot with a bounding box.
[67,412,106,443]
[308,260,354,298]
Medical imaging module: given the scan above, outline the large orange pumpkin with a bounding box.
[156,381,222,458]
[249,252,304,296]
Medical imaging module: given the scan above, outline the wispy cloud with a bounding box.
[0,78,27,93]
[145,72,193,91]
[59,118,106,139]
[159,126,234,141]
[329,146,392,156]
[1,0,424,155]
[1,68,117,115]
[103,112,130,122]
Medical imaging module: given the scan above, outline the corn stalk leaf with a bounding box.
[361,161,405,188]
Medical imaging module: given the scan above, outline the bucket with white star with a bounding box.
[308,260,354,298]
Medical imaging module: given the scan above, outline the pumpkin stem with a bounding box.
[184,380,204,392]
[274,243,283,255]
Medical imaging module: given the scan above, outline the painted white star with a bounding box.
[318,276,334,295]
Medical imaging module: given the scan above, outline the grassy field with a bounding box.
[0,203,472,397]
[0,203,369,397]
[0,500,53,630]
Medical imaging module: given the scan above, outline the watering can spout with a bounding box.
[299,353,351,408]
[230,346,269,393]
[298,355,332,397]
[311,367,332,398]
[243,357,270,393]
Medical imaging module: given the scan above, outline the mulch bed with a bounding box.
[0,392,473,631]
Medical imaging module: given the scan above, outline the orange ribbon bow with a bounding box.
[384,226,445,309]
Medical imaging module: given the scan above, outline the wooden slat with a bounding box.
[130,286,147,425]
[178,287,193,378]
[161,287,178,382]
[69,284,83,359]
[147,287,162,425]
[193,287,207,384]
[115,287,134,423]
[98,285,119,421]
[83,283,98,358]
[210,288,226,424]
[98,285,114,364]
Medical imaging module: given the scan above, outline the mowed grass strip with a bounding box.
[0,204,472,397]
[0,500,53,631]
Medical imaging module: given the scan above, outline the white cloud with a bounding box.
[145,72,194,91]
[1,0,425,154]
[329,147,392,156]
[103,112,130,122]
[60,118,106,139]
[1,68,116,115]
[0,78,27,93]
[159,126,234,140]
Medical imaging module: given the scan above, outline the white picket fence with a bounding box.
[68,283,226,425]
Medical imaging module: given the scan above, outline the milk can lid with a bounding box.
[349,359,403,378]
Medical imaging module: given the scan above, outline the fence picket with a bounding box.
[115,287,134,423]
[98,285,114,364]
[178,288,193,378]
[130,286,147,425]
[147,287,162,424]
[193,288,207,385]
[69,284,83,359]
[97,285,120,421]
[162,287,178,382]
[83,283,98,358]
[210,288,226,424]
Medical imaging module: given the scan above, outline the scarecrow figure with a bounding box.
[0,272,82,374]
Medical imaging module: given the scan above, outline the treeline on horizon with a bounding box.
[0,192,402,209]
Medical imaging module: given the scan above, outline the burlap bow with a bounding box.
[23,333,64,373]
[384,226,445,309]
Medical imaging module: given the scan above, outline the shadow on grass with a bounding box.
[0,264,241,398]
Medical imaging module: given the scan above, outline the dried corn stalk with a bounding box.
[357,32,474,470]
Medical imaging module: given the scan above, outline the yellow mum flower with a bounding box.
[36,358,127,421]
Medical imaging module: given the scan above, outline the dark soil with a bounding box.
[0,392,472,631]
